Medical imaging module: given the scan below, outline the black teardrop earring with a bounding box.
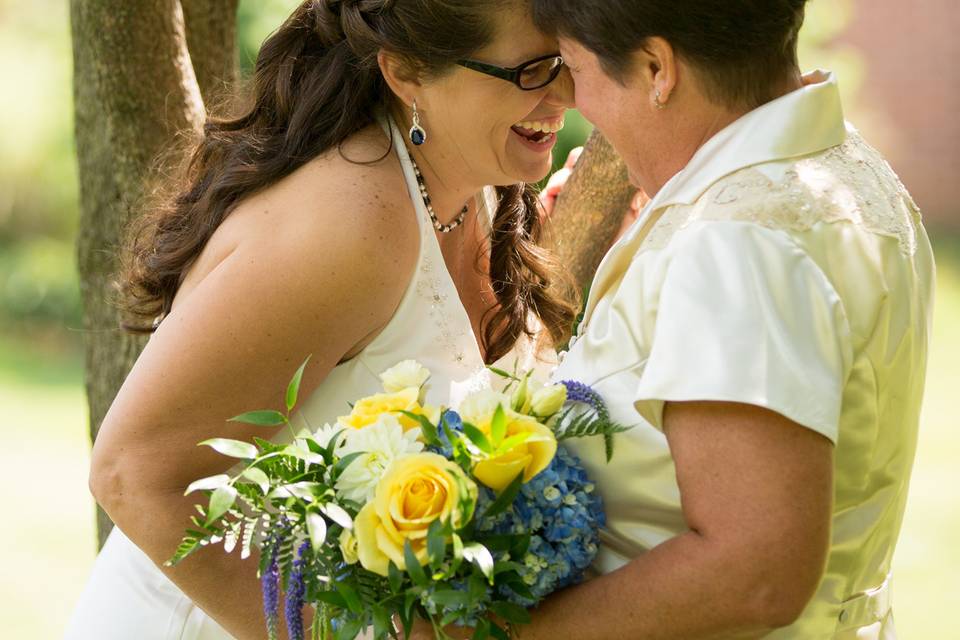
[409,100,427,146]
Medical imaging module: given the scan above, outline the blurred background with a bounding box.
[1,0,957,636]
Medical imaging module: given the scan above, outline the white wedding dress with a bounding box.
[63,116,543,639]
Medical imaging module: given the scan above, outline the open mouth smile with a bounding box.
[510,117,565,150]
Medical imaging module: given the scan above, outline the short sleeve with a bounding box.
[633,221,852,442]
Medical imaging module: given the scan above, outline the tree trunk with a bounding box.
[545,130,635,297]
[71,0,233,548]
[181,0,240,106]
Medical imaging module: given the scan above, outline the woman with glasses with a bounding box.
[65,1,576,638]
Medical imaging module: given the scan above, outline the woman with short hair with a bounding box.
[461,1,930,638]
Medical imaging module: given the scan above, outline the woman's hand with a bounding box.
[539,146,583,217]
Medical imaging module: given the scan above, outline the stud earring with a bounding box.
[654,89,666,110]
[409,100,427,145]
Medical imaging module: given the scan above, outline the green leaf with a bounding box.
[198,438,258,459]
[286,356,311,413]
[205,485,237,526]
[432,589,470,607]
[452,532,464,560]
[404,540,428,587]
[487,366,519,381]
[490,601,530,625]
[388,560,403,594]
[493,560,525,575]
[165,533,205,566]
[184,473,230,495]
[312,589,347,608]
[335,582,363,614]
[472,618,491,640]
[427,519,446,570]
[320,502,354,530]
[462,422,493,454]
[227,410,288,427]
[398,410,440,447]
[240,467,270,494]
[334,617,363,640]
[403,590,418,619]
[490,404,507,446]
[510,533,531,560]
[468,571,487,603]
[462,543,495,582]
[481,472,524,520]
[502,578,535,602]
[306,511,327,553]
[269,481,323,501]
[494,431,534,456]
[372,604,394,638]
[282,443,326,465]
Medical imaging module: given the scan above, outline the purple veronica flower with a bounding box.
[559,380,609,420]
[261,552,280,640]
[285,541,311,640]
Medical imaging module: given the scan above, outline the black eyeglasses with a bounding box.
[457,53,565,91]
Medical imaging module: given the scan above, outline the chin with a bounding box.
[515,159,554,185]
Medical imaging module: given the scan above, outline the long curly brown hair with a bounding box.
[117,0,576,363]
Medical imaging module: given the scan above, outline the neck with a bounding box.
[645,72,805,195]
[388,107,479,226]
[408,144,478,227]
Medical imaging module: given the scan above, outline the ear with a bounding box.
[377,49,421,107]
[636,36,678,107]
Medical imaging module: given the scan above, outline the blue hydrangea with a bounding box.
[428,409,465,458]
[475,445,604,606]
[418,575,492,627]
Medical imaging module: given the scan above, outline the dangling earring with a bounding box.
[654,89,667,110]
[409,100,427,145]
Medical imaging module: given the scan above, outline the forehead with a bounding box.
[476,4,559,66]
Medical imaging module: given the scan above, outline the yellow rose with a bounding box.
[472,412,557,491]
[338,387,437,433]
[354,453,477,576]
[339,527,359,565]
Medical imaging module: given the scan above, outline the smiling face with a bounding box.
[413,5,575,186]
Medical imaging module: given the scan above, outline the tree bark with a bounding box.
[70,0,222,548]
[181,0,240,107]
[545,130,635,296]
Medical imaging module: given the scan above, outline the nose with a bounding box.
[543,65,575,109]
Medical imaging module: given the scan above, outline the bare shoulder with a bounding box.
[175,124,419,316]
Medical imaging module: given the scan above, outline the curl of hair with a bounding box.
[117,0,575,362]
[484,184,576,363]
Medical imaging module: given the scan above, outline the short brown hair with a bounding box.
[531,0,808,109]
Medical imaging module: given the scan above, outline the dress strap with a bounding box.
[376,113,431,235]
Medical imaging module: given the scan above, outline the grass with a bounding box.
[2,234,958,637]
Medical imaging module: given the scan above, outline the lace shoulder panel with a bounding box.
[643,132,922,255]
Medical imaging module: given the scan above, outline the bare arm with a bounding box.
[90,162,418,639]
[510,401,834,639]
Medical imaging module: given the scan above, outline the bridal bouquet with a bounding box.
[168,358,629,640]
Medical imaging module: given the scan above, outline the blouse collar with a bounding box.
[643,69,847,214]
[578,70,847,332]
